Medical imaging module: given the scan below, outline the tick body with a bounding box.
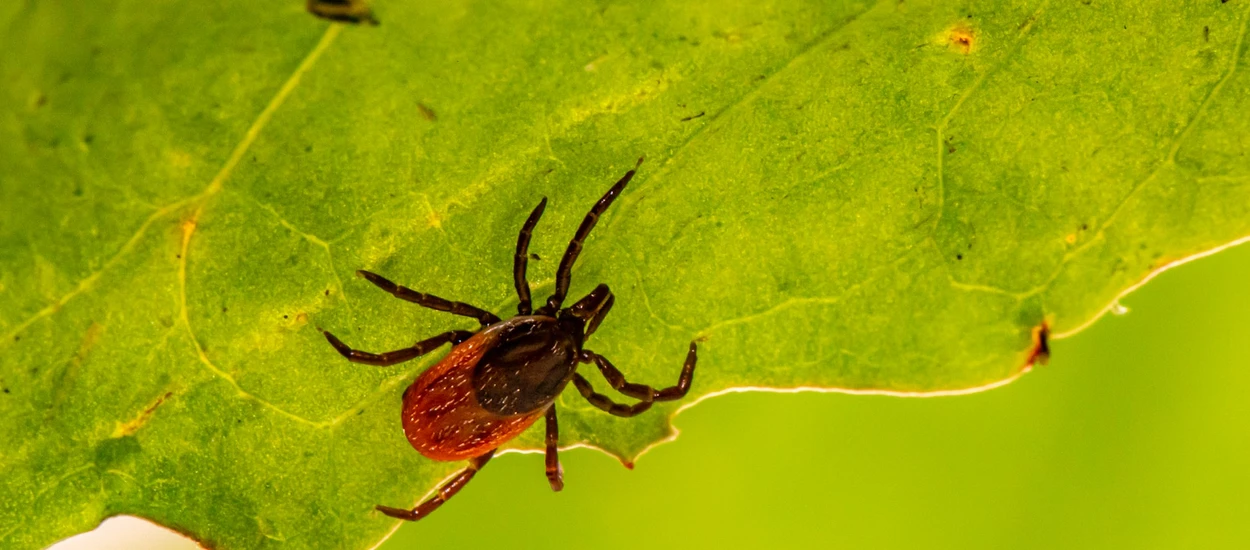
[321,158,697,521]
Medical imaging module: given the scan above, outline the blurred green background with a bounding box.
[377,241,1250,549]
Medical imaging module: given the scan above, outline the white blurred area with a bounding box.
[48,516,201,550]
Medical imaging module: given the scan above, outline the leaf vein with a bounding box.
[0,197,195,346]
[1,23,344,345]
[694,247,920,338]
[1065,3,1250,263]
[932,0,1051,235]
[177,215,321,426]
[244,193,353,315]
[631,0,885,197]
[170,24,345,427]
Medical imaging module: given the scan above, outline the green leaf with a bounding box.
[2,0,1248,548]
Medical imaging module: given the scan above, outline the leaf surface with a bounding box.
[2,0,1248,548]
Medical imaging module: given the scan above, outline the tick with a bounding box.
[321,158,697,521]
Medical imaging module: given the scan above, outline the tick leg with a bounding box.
[581,343,697,402]
[545,405,564,491]
[514,198,548,316]
[572,373,652,417]
[357,270,501,325]
[376,449,495,522]
[541,157,643,314]
[321,329,473,367]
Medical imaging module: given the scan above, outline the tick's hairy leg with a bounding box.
[580,342,697,402]
[572,373,653,417]
[514,198,548,315]
[545,405,564,492]
[376,449,496,522]
[321,329,473,367]
[357,269,501,325]
[541,157,643,314]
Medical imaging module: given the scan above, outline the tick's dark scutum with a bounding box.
[471,317,579,415]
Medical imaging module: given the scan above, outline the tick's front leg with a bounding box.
[321,329,472,367]
[357,270,501,326]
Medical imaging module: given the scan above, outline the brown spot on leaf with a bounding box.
[113,391,174,438]
[180,218,198,242]
[1025,323,1050,369]
[48,323,104,415]
[948,25,976,54]
[417,103,437,121]
[74,324,103,364]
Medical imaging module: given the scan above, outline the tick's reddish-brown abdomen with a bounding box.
[401,327,545,461]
